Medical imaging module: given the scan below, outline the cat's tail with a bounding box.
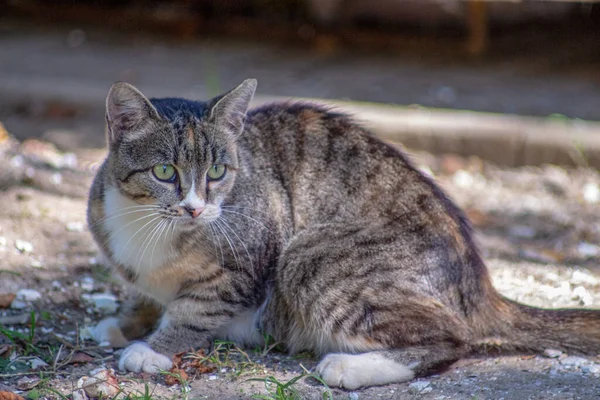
[471,286,600,355]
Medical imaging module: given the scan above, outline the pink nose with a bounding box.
[186,207,204,218]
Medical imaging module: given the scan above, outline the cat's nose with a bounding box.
[185,206,205,218]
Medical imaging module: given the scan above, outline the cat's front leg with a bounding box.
[118,290,248,373]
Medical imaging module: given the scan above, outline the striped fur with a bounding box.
[88,80,600,386]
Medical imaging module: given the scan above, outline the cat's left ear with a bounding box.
[209,79,257,136]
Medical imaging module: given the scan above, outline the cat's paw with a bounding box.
[316,353,414,389]
[118,342,173,373]
[91,317,129,348]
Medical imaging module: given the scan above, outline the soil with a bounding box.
[0,131,599,399]
[0,21,599,400]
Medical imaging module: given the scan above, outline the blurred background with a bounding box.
[2,2,600,396]
[0,0,599,160]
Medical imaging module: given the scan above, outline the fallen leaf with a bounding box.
[0,344,13,358]
[16,376,41,390]
[68,352,94,365]
[164,367,189,386]
[0,293,16,309]
[0,392,25,400]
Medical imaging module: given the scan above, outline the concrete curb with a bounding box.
[2,85,600,169]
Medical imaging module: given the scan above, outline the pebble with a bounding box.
[0,236,6,247]
[81,277,95,292]
[571,270,599,286]
[572,285,594,306]
[348,393,360,400]
[51,280,62,290]
[583,182,599,204]
[30,259,43,268]
[508,225,536,238]
[560,356,590,367]
[208,374,218,380]
[543,349,563,358]
[81,293,119,314]
[577,242,600,258]
[453,170,474,188]
[28,357,49,369]
[15,240,33,253]
[67,221,85,232]
[10,300,28,310]
[16,288,42,302]
[581,364,600,374]
[408,380,432,394]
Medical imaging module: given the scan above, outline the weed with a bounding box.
[248,368,333,400]
[0,311,41,357]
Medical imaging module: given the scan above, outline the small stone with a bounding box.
[80,277,95,292]
[81,293,119,314]
[51,172,62,185]
[15,240,33,253]
[453,170,473,188]
[67,221,85,232]
[30,259,43,268]
[348,393,360,400]
[543,349,563,358]
[78,368,119,398]
[408,380,432,394]
[208,374,218,380]
[28,357,49,369]
[583,182,600,204]
[582,364,600,374]
[0,236,7,247]
[508,225,536,238]
[572,285,594,306]
[16,289,42,302]
[577,242,600,258]
[571,270,599,286]
[560,356,590,367]
[51,280,62,290]
[10,300,28,309]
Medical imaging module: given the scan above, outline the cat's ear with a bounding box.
[105,82,160,143]
[209,79,257,136]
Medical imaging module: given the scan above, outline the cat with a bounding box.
[88,79,600,389]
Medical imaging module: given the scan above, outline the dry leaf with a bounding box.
[0,293,16,309]
[164,367,189,386]
[0,344,13,358]
[68,352,94,365]
[0,392,25,400]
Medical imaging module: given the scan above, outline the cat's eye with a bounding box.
[153,164,177,182]
[207,164,226,181]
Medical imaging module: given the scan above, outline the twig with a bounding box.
[0,370,64,378]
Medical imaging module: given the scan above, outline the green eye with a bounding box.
[153,164,176,182]
[207,164,226,180]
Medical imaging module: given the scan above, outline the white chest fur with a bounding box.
[103,188,174,275]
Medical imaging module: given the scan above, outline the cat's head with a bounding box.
[104,79,256,228]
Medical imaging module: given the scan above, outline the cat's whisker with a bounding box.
[213,220,242,271]
[218,217,255,280]
[90,205,160,228]
[137,217,168,271]
[149,218,170,270]
[220,209,271,232]
[220,205,272,217]
[101,212,161,249]
[208,222,224,268]
[116,215,163,263]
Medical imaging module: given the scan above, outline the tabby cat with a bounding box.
[88,79,600,389]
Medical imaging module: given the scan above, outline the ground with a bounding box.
[0,128,599,399]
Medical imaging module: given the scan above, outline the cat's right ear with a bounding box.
[105,82,160,144]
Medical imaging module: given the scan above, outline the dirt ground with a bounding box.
[1,124,599,399]
[1,21,600,400]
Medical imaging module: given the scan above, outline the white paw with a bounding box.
[118,342,173,373]
[91,317,129,348]
[316,353,414,389]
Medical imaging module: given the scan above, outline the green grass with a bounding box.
[0,311,40,358]
[249,369,333,400]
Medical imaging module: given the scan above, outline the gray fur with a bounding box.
[88,80,600,388]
